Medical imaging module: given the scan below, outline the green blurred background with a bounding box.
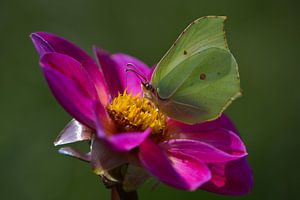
[1,0,299,199]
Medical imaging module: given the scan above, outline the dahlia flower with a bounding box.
[31,32,253,199]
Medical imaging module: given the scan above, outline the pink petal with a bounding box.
[107,128,151,152]
[98,128,152,152]
[202,158,253,195]
[40,53,97,98]
[167,117,247,157]
[41,54,97,128]
[31,32,110,105]
[167,114,237,133]
[161,139,247,163]
[111,53,150,95]
[94,47,124,97]
[94,100,151,152]
[139,139,211,191]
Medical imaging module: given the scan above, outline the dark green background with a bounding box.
[1,0,299,199]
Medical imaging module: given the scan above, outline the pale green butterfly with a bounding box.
[128,16,241,124]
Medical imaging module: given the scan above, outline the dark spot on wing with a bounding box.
[200,73,206,80]
[183,50,187,55]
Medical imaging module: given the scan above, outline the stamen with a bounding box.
[107,90,166,134]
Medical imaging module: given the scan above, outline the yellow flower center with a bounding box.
[107,90,166,134]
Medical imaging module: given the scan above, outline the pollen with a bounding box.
[107,90,166,134]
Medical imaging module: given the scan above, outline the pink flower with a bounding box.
[31,32,253,195]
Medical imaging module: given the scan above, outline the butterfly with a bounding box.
[128,16,241,124]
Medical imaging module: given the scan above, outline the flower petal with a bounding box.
[41,52,97,97]
[94,100,151,152]
[202,158,253,195]
[41,54,96,128]
[167,117,247,157]
[54,119,93,146]
[111,53,150,95]
[91,138,127,175]
[94,47,124,97]
[102,129,152,152]
[139,139,211,191]
[58,147,91,162]
[31,32,110,105]
[168,114,236,133]
[161,139,246,163]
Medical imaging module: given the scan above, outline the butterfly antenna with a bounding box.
[126,63,145,77]
[126,63,148,86]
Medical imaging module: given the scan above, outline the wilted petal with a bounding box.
[40,54,97,128]
[58,147,91,162]
[94,47,124,97]
[91,138,127,178]
[139,139,211,191]
[54,119,93,146]
[111,53,151,95]
[123,164,150,192]
[161,139,246,163]
[202,158,253,195]
[31,32,110,105]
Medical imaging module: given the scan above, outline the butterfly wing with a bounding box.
[151,16,241,124]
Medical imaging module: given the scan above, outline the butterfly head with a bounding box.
[126,63,155,92]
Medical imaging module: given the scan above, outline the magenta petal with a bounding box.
[31,32,110,105]
[94,47,124,97]
[202,158,253,195]
[94,100,151,151]
[168,117,247,157]
[104,129,151,152]
[168,114,237,133]
[41,58,96,128]
[31,33,55,56]
[161,139,246,163]
[40,53,97,98]
[139,140,211,191]
[111,53,150,95]
[180,129,247,158]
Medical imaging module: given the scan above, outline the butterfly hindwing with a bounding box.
[156,47,240,124]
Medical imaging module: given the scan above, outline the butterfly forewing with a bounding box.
[152,16,228,88]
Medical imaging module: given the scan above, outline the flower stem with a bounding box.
[111,186,138,200]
